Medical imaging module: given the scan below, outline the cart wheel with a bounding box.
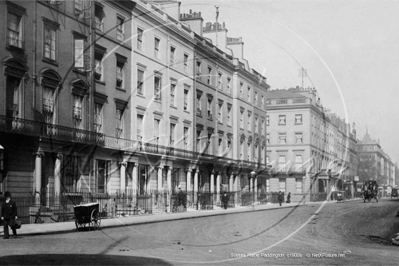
[90,209,101,230]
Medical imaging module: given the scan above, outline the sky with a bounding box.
[178,0,399,164]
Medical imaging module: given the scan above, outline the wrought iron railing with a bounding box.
[0,115,267,169]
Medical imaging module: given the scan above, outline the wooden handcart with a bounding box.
[73,202,101,231]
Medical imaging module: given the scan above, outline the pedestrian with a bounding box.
[177,187,186,208]
[278,191,283,206]
[1,191,18,239]
[221,192,229,210]
[286,192,291,203]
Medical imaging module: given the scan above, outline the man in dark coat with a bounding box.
[1,191,18,239]
[221,192,229,209]
[278,191,283,206]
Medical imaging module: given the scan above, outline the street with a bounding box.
[1,199,398,265]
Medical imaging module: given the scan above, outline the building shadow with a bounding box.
[0,254,173,265]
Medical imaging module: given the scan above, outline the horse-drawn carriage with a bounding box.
[363,180,378,203]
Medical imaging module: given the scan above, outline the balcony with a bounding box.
[0,115,268,170]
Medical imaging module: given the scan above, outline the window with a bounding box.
[295,155,303,170]
[184,53,189,72]
[254,91,258,105]
[295,114,303,124]
[247,112,252,131]
[116,17,125,41]
[154,37,160,59]
[254,145,259,162]
[261,95,265,108]
[94,50,104,81]
[44,26,56,60]
[97,160,109,194]
[227,105,232,126]
[170,46,175,66]
[137,28,143,50]
[184,127,189,150]
[266,134,270,144]
[240,82,243,98]
[247,142,251,161]
[154,119,160,144]
[247,86,251,102]
[170,82,176,107]
[137,114,143,141]
[266,115,269,126]
[266,178,270,193]
[116,59,125,89]
[278,155,286,169]
[218,101,223,123]
[196,93,202,116]
[218,72,223,90]
[184,88,189,111]
[73,95,83,129]
[261,119,265,134]
[196,131,202,152]
[95,4,104,31]
[43,87,55,125]
[240,141,244,160]
[278,115,286,125]
[196,60,202,79]
[279,179,286,193]
[279,133,286,144]
[154,75,162,101]
[94,103,103,133]
[207,66,212,85]
[207,98,213,120]
[296,178,303,193]
[227,77,231,93]
[240,110,244,128]
[137,69,144,95]
[7,12,23,49]
[74,38,85,68]
[116,108,124,138]
[255,117,258,133]
[170,123,176,146]
[295,133,303,144]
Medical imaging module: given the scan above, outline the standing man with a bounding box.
[221,192,229,210]
[1,191,18,239]
[278,191,283,207]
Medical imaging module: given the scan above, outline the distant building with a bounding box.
[358,130,395,187]
[266,87,358,201]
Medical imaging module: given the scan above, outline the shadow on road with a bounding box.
[0,254,173,265]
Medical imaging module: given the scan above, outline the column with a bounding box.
[254,177,258,202]
[54,153,62,205]
[120,161,127,195]
[132,163,138,206]
[194,169,198,205]
[210,171,215,194]
[186,169,192,192]
[167,166,172,212]
[229,174,234,192]
[233,175,238,204]
[157,166,163,192]
[34,148,44,206]
[249,175,253,203]
[216,172,221,204]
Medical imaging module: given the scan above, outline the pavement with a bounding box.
[1,199,361,237]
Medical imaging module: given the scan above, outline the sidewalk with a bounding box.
[1,199,360,237]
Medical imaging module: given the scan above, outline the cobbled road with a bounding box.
[1,199,398,265]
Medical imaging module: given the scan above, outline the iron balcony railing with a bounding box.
[0,115,268,169]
